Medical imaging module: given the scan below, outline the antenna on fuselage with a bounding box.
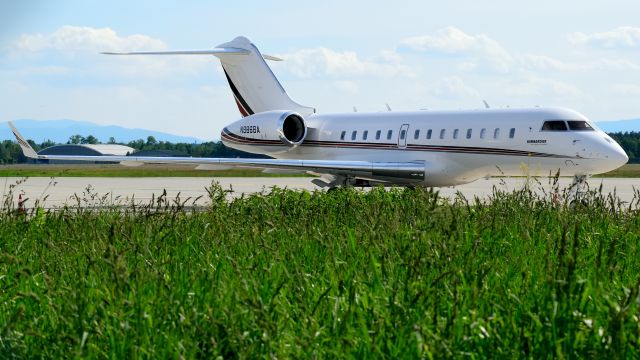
[483,100,490,109]
[386,103,392,111]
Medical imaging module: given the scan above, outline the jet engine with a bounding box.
[222,110,308,153]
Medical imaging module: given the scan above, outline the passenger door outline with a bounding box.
[398,124,409,148]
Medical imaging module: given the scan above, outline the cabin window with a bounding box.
[414,129,420,139]
[509,128,516,138]
[387,130,393,140]
[440,129,446,139]
[494,128,500,139]
[466,129,472,139]
[541,121,567,131]
[480,128,486,139]
[376,130,381,140]
[340,131,346,140]
[426,129,432,140]
[400,129,406,140]
[453,129,459,139]
[363,130,368,140]
[567,121,595,131]
[351,131,357,140]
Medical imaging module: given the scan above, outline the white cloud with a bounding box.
[378,49,403,63]
[15,25,166,53]
[611,83,640,96]
[520,54,640,72]
[401,27,513,73]
[11,26,211,78]
[431,76,479,98]
[273,47,414,78]
[568,26,640,48]
[519,54,585,71]
[400,27,640,75]
[596,58,640,71]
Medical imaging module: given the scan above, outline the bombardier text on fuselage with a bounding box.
[9,36,628,188]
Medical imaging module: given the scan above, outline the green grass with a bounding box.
[594,163,640,178]
[0,163,639,178]
[0,164,310,177]
[1,182,640,358]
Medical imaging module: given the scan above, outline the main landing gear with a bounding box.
[311,175,372,190]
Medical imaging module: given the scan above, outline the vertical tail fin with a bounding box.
[102,36,315,118]
[215,36,314,117]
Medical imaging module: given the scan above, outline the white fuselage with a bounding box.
[222,107,628,187]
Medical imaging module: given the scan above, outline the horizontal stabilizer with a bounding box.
[101,48,249,56]
[101,48,282,61]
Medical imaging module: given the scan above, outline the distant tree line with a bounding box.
[2,131,640,164]
[0,134,264,164]
[608,132,640,163]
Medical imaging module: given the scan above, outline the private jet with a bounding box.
[9,36,628,188]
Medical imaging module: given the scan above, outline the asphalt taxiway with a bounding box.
[1,176,638,209]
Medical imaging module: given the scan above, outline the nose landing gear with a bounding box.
[569,174,590,205]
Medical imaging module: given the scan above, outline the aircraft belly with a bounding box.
[444,152,586,183]
[231,139,588,187]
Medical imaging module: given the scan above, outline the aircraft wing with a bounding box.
[8,122,424,182]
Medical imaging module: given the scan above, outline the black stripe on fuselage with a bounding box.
[221,128,573,159]
[223,68,254,116]
[222,128,282,145]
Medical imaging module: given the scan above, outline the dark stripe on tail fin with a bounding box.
[224,68,254,117]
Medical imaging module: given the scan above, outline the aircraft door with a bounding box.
[398,124,409,148]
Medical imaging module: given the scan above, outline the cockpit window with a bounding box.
[567,121,595,131]
[541,121,567,131]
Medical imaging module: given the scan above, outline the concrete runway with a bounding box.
[1,176,638,209]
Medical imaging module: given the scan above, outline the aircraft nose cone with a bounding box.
[618,148,629,164]
[611,145,629,168]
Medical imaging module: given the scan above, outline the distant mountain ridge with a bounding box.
[0,119,204,144]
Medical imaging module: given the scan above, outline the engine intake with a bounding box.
[222,110,309,154]
[278,112,307,145]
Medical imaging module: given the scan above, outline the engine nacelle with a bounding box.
[221,110,308,154]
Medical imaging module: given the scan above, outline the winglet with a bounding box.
[8,122,38,158]
[262,54,283,61]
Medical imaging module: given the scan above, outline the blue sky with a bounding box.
[1,0,639,140]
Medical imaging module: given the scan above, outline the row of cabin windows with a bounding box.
[340,127,516,141]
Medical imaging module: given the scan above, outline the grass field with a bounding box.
[593,163,640,178]
[1,183,640,358]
